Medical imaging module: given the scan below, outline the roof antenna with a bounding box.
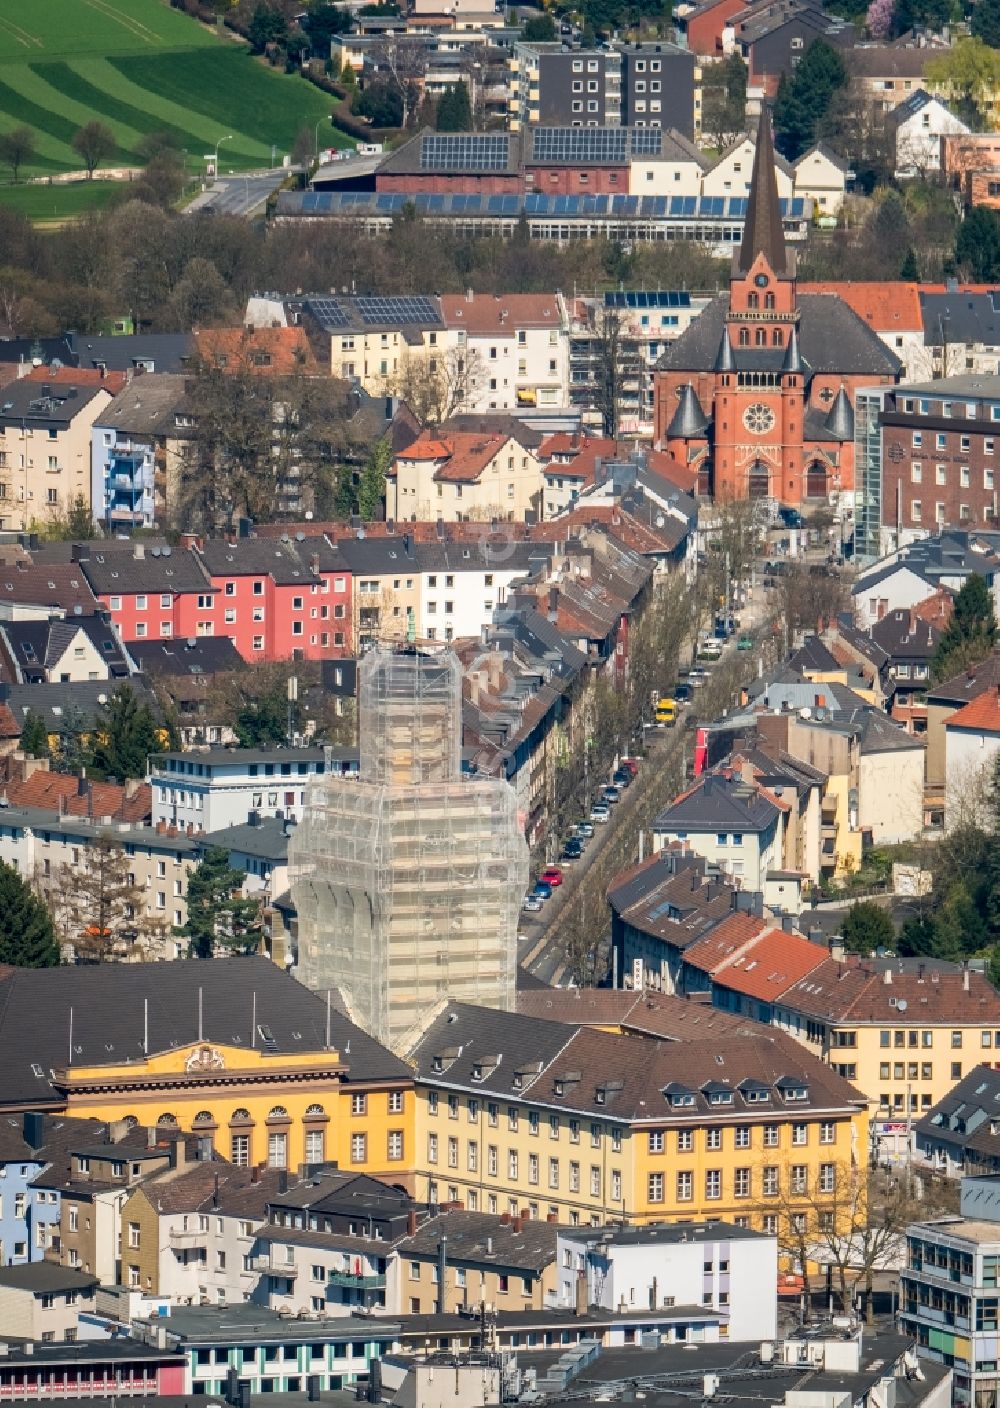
[68,1006,73,1067]
[251,991,256,1048]
[326,990,332,1051]
[198,986,203,1043]
[143,997,148,1056]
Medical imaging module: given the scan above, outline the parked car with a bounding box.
[590,802,611,823]
[779,506,804,529]
[737,635,754,650]
[562,839,583,861]
[522,894,544,913]
[574,821,595,839]
[621,758,640,778]
[533,880,553,899]
[688,667,710,686]
[612,768,632,788]
[541,866,564,887]
[602,785,622,805]
[673,683,692,703]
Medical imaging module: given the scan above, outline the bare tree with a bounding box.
[369,35,426,129]
[591,303,637,439]
[42,832,144,963]
[384,345,486,424]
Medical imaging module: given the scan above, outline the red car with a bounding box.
[540,867,564,887]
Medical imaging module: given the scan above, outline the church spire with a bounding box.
[736,106,787,277]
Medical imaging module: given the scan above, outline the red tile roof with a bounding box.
[22,366,127,395]
[912,588,954,626]
[193,327,316,376]
[682,912,768,974]
[2,770,151,822]
[439,293,563,334]
[799,282,923,332]
[946,686,1000,734]
[782,958,1000,1023]
[713,926,827,1002]
[397,431,513,484]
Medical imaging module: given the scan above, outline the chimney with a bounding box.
[250,1165,261,1184]
[22,1112,44,1150]
[466,288,474,303]
[407,1209,418,1236]
[500,1212,512,1225]
[213,1172,220,1209]
[310,553,320,575]
[511,1215,522,1233]
[574,1269,588,1316]
[436,1238,447,1315]
[521,1207,531,1221]
[829,935,845,963]
[169,1138,187,1171]
[133,543,145,560]
[883,968,892,985]
[278,1170,288,1194]
[963,961,970,992]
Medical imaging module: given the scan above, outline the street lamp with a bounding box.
[212,133,233,177]
[314,115,331,160]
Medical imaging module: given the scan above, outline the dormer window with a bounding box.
[670,1092,694,1108]
[554,1079,564,1097]
[595,1088,605,1104]
[784,1085,808,1101]
[432,1056,443,1073]
[512,1073,523,1090]
[472,1064,483,1082]
[709,1091,733,1106]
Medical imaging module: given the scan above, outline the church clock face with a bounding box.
[743,402,775,435]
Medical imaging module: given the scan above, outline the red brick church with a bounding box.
[653,109,901,508]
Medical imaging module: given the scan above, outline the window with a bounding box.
[351,1094,367,1115]
[735,1168,751,1197]
[508,1150,518,1179]
[820,1121,835,1144]
[705,1169,722,1200]
[735,1125,750,1149]
[590,1167,601,1196]
[677,1129,693,1152]
[792,1123,807,1145]
[763,1124,779,1147]
[231,1134,249,1167]
[389,1090,404,1114]
[819,1163,836,1193]
[706,1127,722,1150]
[648,1172,664,1202]
[676,1170,693,1201]
[428,1133,438,1164]
[447,1137,458,1168]
[268,1132,287,1169]
[763,1166,779,1196]
[388,1131,404,1161]
[648,1131,664,1153]
[350,1133,367,1163]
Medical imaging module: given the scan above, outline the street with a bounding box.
[184,170,290,218]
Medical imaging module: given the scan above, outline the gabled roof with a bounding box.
[80,546,211,598]
[928,649,1000,705]
[710,926,827,1002]
[780,957,1000,1024]
[653,773,782,834]
[440,293,563,333]
[946,687,1000,735]
[95,374,191,436]
[0,769,151,823]
[397,431,514,484]
[193,327,317,376]
[0,561,97,614]
[786,635,842,674]
[799,281,922,333]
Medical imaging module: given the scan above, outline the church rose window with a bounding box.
[743,404,775,434]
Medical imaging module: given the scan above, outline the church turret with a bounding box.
[824,384,854,441]
[667,382,709,438]
[781,324,802,376]
[736,106,788,277]
[714,329,736,373]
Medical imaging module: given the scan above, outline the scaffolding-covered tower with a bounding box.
[290,646,529,1052]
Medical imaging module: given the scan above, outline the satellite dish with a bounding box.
[295,532,305,542]
[896,999,908,1013]
[73,605,82,616]
[151,547,161,557]
[162,546,171,557]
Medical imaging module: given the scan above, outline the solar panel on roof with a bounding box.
[420,134,510,171]
[306,297,349,330]
[354,296,440,326]
[525,193,546,214]
[532,127,628,165]
[630,128,663,156]
[729,197,748,217]
[650,196,667,216]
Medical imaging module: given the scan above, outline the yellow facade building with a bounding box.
[407,1003,869,1249]
[0,959,416,1189]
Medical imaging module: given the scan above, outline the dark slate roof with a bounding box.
[0,562,97,613]
[0,1112,107,1165]
[736,107,787,277]
[79,546,210,597]
[0,1263,97,1294]
[198,537,343,585]
[0,380,105,428]
[400,1209,557,1272]
[855,706,925,754]
[204,816,291,863]
[928,650,1000,705]
[67,333,193,374]
[0,616,131,684]
[657,294,901,377]
[4,678,160,731]
[0,957,407,1108]
[408,1003,577,1093]
[824,385,854,440]
[653,773,782,834]
[916,1063,1000,1159]
[920,291,1000,348]
[870,609,939,660]
[128,637,248,679]
[94,375,190,435]
[786,635,842,673]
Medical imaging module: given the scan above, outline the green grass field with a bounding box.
[0,178,120,222]
[0,0,351,212]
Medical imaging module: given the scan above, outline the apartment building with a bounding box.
[408,1002,869,1242]
[148,746,341,833]
[901,1173,1000,1408]
[90,375,190,533]
[438,292,570,414]
[388,430,545,523]
[509,42,698,136]
[0,380,113,532]
[0,1264,97,1344]
[915,1067,1000,1177]
[651,773,786,895]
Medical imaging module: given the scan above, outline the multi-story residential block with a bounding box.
[438,292,570,414]
[388,430,546,523]
[0,1113,108,1267]
[0,612,132,685]
[735,1,855,102]
[149,746,345,833]
[945,687,1000,825]
[651,772,786,895]
[204,815,291,903]
[901,1173,1000,1406]
[90,375,190,533]
[408,1001,869,1240]
[926,653,1000,797]
[397,1207,558,1314]
[890,90,969,179]
[121,1161,284,1303]
[869,608,939,736]
[0,958,416,1189]
[0,379,113,531]
[553,1220,777,1340]
[0,805,197,950]
[0,1337,185,1400]
[916,1066,1000,1176]
[510,42,698,135]
[77,540,214,645]
[855,377,1000,556]
[0,1263,97,1344]
[847,42,939,114]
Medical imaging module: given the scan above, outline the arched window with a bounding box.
[765,292,775,310]
[193,1110,214,1125]
[268,1105,289,1120]
[157,1113,178,1127]
[748,461,770,498]
[122,1115,139,1130]
[806,461,829,498]
[738,328,750,346]
[230,1108,251,1122]
[747,292,759,309]
[772,329,783,346]
[755,328,766,346]
[305,1104,326,1117]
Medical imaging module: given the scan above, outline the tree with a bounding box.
[773,40,848,161]
[355,78,404,128]
[436,83,473,132]
[591,302,635,439]
[235,691,289,747]
[0,861,58,967]
[520,11,557,39]
[0,126,35,185]
[292,125,317,166]
[956,206,1000,282]
[932,574,997,680]
[248,0,289,53]
[358,434,391,521]
[926,39,1000,130]
[181,847,262,958]
[72,121,116,180]
[45,832,142,963]
[89,685,160,782]
[899,245,920,280]
[384,344,486,426]
[840,900,896,954]
[20,710,49,760]
[866,0,894,37]
[700,53,747,150]
[972,0,1000,48]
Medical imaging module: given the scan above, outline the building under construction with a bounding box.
[290,645,528,1052]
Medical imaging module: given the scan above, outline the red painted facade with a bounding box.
[96,585,212,647]
[375,172,521,195]
[525,166,628,195]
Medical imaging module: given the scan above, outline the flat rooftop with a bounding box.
[136,1305,401,1345]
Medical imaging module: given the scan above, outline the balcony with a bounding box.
[170,1227,208,1249]
[251,1254,298,1277]
[328,1269,386,1290]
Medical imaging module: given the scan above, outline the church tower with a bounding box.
[712,104,801,505]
